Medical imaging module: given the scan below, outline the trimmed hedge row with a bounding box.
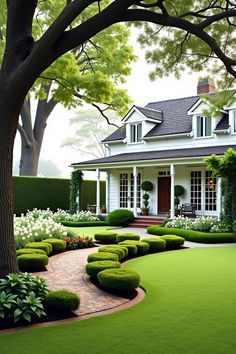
[87,252,119,262]
[45,290,80,312]
[147,226,235,243]
[98,269,140,291]
[94,231,118,243]
[25,242,53,255]
[86,261,121,278]
[60,221,108,227]
[17,254,49,271]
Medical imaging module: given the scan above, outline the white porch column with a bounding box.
[96,168,101,215]
[133,166,138,217]
[217,177,222,220]
[170,164,175,219]
[106,171,110,213]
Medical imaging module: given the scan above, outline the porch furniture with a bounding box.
[87,204,97,213]
[180,203,196,218]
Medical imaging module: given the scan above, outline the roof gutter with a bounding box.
[143,131,193,140]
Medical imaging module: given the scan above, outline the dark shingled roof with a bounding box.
[214,113,229,131]
[135,106,163,121]
[102,125,126,143]
[144,96,199,137]
[71,145,236,166]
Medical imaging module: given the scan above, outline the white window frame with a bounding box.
[196,116,212,138]
[119,172,141,209]
[233,110,236,133]
[129,123,142,143]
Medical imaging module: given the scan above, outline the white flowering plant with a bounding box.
[52,209,99,222]
[165,216,194,230]
[165,215,219,232]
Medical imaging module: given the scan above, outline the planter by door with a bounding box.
[158,177,171,213]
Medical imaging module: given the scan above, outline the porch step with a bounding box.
[128,216,164,228]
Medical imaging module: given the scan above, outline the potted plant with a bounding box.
[141,181,154,216]
[174,185,185,216]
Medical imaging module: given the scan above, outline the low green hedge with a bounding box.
[87,252,119,263]
[45,290,80,312]
[98,246,125,260]
[16,248,46,256]
[17,254,49,271]
[116,233,140,243]
[25,242,53,255]
[85,260,121,278]
[107,209,134,226]
[142,238,166,252]
[60,221,108,227]
[98,269,140,291]
[94,231,118,244]
[115,245,128,257]
[160,235,185,249]
[120,240,149,255]
[43,238,66,252]
[118,242,138,256]
[147,225,235,243]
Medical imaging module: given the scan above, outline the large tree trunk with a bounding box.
[19,142,40,176]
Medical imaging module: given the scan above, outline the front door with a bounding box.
[158,177,171,213]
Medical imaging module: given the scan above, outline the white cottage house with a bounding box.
[70,79,236,219]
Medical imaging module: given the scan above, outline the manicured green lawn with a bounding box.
[1,246,236,354]
[67,226,119,237]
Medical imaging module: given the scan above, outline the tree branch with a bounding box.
[17,124,32,148]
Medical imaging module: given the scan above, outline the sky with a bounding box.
[13,33,203,179]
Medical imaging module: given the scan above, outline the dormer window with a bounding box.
[130,123,142,143]
[196,116,212,137]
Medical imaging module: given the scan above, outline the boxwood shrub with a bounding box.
[94,231,118,244]
[118,242,138,256]
[98,246,125,260]
[87,252,119,263]
[114,245,129,257]
[17,254,49,271]
[120,240,149,255]
[25,242,53,255]
[142,238,166,252]
[16,248,46,256]
[60,221,108,227]
[107,209,134,226]
[147,225,234,243]
[160,235,185,249]
[116,232,140,243]
[45,290,80,312]
[43,238,66,252]
[85,260,121,278]
[98,268,140,291]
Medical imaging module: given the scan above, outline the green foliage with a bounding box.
[43,239,66,252]
[64,236,94,250]
[141,238,166,252]
[45,290,80,312]
[120,241,150,255]
[87,252,119,263]
[113,245,129,257]
[25,242,53,255]
[85,261,121,278]
[141,181,153,192]
[206,149,236,178]
[16,248,46,256]
[116,233,140,242]
[98,269,140,291]
[94,231,118,243]
[222,180,233,227]
[0,273,48,322]
[17,254,49,271]
[118,242,138,256]
[107,209,134,226]
[147,226,234,243]
[80,180,106,211]
[98,246,125,260]
[174,185,185,197]
[70,170,83,213]
[160,235,185,249]
[60,221,108,227]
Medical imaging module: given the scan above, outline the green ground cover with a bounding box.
[1,246,236,354]
[67,226,119,237]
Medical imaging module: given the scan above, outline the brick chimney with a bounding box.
[197,78,216,94]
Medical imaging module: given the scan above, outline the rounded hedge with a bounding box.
[116,232,140,243]
[25,242,53,255]
[121,240,150,255]
[87,252,119,263]
[16,248,46,256]
[160,235,185,249]
[142,238,166,252]
[98,268,140,291]
[85,260,121,278]
[141,181,153,192]
[17,254,49,271]
[118,242,138,256]
[45,290,80,312]
[43,238,66,252]
[174,185,185,197]
[98,246,125,260]
[107,209,134,226]
[94,231,118,244]
[114,245,129,257]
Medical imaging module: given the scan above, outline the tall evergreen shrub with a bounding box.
[70,170,83,213]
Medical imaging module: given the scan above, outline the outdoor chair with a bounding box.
[87,204,97,213]
[180,203,196,218]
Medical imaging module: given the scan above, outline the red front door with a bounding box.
[158,177,171,213]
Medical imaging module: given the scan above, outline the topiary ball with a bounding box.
[25,242,53,255]
[17,254,49,271]
[98,246,125,260]
[16,248,46,256]
[87,252,119,263]
[45,290,80,312]
[116,232,140,243]
[43,238,66,252]
[160,235,185,249]
[94,231,118,244]
[107,209,134,226]
[120,240,150,255]
[142,238,166,252]
[85,260,121,278]
[174,185,185,197]
[98,268,140,291]
[141,181,153,192]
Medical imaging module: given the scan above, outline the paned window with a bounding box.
[196,116,212,137]
[205,171,217,211]
[191,171,202,210]
[120,174,128,208]
[130,173,141,208]
[130,123,142,143]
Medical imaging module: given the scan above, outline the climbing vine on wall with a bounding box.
[70,170,83,213]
